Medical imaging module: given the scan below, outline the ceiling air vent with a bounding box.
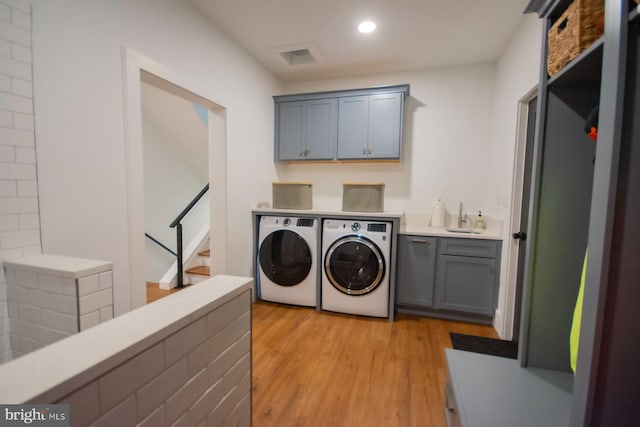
[280,48,317,66]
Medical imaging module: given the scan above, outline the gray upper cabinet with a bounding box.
[276,98,337,161]
[274,84,409,162]
[337,92,403,160]
[396,235,437,308]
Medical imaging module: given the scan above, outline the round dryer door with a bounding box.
[325,236,385,295]
[259,230,312,286]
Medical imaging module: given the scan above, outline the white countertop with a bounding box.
[0,275,253,404]
[252,208,403,220]
[3,254,113,278]
[400,224,502,240]
[400,211,503,241]
[252,208,503,240]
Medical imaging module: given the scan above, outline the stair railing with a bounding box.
[170,184,209,288]
[144,233,177,256]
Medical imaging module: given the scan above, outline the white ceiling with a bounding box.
[187,0,531,83]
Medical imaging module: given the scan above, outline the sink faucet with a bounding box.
[458,202,467,228]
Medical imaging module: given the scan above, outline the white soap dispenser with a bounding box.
[474,211,486,229]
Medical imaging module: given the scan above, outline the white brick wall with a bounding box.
[56,290,252,427]
[4,265,114,359]
[0,0,37,362]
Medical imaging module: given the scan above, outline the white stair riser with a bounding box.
[196,255,211,267]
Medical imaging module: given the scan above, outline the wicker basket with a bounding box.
[272,182,312,209]
[547,0,604,77]
[342,183,385,213]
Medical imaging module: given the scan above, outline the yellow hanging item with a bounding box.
[570,250,588,374]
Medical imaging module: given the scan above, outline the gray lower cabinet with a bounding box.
[337,92,403,160]
[396,235,437,307]
[434,254,496,316]
[435,238,499,316]
[396,235,500,321]
[276,98,337,161]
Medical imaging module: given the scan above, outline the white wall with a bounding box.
[32,0,282,314]
[281,16,542,338]
[30,0,541,334]
[142,118,204,281]
[279,63,497,218]
[487,14,542,337]
[0,0,38,363]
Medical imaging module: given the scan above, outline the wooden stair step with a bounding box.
[198,250,210,257]
[146,282,187,303]
[185,265,210,276]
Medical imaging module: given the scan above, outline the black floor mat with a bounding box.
[450,333,518,359]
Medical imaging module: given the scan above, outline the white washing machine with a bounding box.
[258,216,318,307]
[321,219,392,317]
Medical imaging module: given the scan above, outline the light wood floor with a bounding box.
[251,301,498,427]
[145,282,187,304]
[145,287,498,426]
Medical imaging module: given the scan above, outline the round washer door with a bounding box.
[325,235,385,295]
[259,230,312,286]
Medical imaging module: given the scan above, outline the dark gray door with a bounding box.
[512,96,537,342]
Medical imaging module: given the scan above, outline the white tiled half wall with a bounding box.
[56,289,251,427]
[4,266,114,359]
[0,0,37,364]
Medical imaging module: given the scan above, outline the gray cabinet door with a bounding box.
[337,96,369,159]
[337,93,403,160]
[435,255,496,315]
[304,98,337,160]
[277,98,337,161]
[396,235,437,307]
[368,93,402,159]
[277,101,304,160]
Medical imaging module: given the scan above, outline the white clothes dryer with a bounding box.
[321,219,392,317]
[258,216,318,307]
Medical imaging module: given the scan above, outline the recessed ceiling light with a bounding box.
[358,21,376,34]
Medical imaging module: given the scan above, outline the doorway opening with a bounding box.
[503,87,538,341]
[122,49,227,310]
[141,73,209,291]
